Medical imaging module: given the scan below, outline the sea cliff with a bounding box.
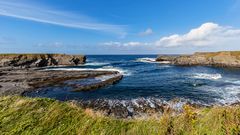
[157,51,240,67]
[0,54,86,68]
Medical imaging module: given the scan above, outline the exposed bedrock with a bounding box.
[156,51,240,68]
[0,68,123,96]
[0,54,86,68]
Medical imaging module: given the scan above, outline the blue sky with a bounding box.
[0,0,240,54]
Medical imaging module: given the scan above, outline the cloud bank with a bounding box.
[103,22,240,51]
[156,22,240,47]
[0,1,126,35]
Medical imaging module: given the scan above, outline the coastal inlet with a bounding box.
[24,55,240,118]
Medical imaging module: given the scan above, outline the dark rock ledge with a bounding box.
[0,67,123,96]
[0,54,122,96]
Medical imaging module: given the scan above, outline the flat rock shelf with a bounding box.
[0,67,123,96]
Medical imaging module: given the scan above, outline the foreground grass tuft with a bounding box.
[0,96,240,135]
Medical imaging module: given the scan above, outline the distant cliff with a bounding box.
[0,54,86,68]
[156,51,240,68]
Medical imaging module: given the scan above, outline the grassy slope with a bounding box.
[0,96,240,135]
[195,51,240,59]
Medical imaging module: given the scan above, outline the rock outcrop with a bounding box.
[0,54,86,68]
[156,51,240,68]
[0,67,123,96]
[156,55,177,62]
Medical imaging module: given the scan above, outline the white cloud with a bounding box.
[103,41,122,47]
[155,22,240,47]
[101,22,240,54]
[102,41,150,47]
[0,1,126,35]
[139,28,153,36]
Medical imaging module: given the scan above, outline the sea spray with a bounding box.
[77,97,203,118]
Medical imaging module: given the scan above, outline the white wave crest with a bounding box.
[224,80,240,85]
[197,85,240,105]
[193,73,222,80]
[95,74,122,81]
[136,57,171,64]
[101,66,132,76]
[84,62,109,66]
[136,58,156,63]
[79,97,200,117]
[216,85,240,105]
[45,66,131,76]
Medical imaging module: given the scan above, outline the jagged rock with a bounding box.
[0,54,86,68]
[156,55,177,62]
[156,51,240,68]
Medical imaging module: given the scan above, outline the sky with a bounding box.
[0,0,240,54]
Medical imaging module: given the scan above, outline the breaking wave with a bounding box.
[83,62,110,66]
[193,73,222,80]
[136,57,170,64]
[205,85,240,105]
[95,74,122,81]
[45,66,132,76]
[77,97,197,118]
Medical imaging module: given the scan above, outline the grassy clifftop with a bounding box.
[194,51,240,59]
[0,96,240,135]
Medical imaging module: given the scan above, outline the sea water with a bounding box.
[26,55,240,108]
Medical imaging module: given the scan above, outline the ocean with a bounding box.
[26,55,240,112]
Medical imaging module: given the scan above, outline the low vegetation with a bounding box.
[0,96,240,135]
[195,51,240,59]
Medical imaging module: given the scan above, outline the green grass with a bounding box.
[0,96,240,135]
[194,51,240,59]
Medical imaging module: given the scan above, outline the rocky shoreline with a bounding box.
[0,67,123,96]
[0,54,86,68]
[157,51,240,68]
[0,54,123,96]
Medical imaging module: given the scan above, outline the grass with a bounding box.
[193,51,240,59]
[0,96,240,135]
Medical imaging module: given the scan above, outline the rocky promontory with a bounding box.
[157,51,240,68]
[0,54,86,68]
[0,67,122,96]
[0,54,123,96]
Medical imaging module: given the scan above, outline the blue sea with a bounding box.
[27,55,240,107]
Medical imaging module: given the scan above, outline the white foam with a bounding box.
[80,97,194,115]
[198,85,240,105]
[158,61,171,64]
[95,74,121,81]
[101,66,132,76]
[216,85,240,105]
[224,80,240,85]
[136,57,170,64]
[136,57,156,62]
[83,62,109,66]
[193,73,222,80]
[45,66,132,76]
